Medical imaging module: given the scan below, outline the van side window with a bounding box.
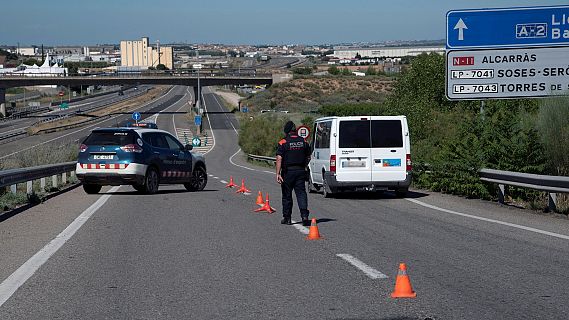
[371,120,403,148]
[339,120,370,148]
[314,121,331,149]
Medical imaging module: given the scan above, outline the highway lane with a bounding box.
[0,87,568,318]
[0,86,185,159]
[0,86,142,136]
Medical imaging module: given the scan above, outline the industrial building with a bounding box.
[120,37,173,69]
[331,46,444,59]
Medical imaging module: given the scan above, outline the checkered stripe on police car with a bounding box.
[162,171,191,178]
[80,163,129,169]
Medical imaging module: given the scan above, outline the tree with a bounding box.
[328,65,340,75]
[156,64,168,70]
[365,66,377,76]
[23,58,41,66]
[355,52,362,59]
[341,68,352,76]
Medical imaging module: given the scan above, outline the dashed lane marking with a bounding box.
[291,220,309,235]
[220,180,228,184]
[0,186,121,307]
[336,254,388,279]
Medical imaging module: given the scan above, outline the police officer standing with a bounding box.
[276,121,311,226]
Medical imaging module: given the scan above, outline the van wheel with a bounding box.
[143,167,160,194]
[322,177,334,198]
[83,184,102,194]
[306,172,318,193]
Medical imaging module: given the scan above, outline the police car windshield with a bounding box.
[83,131,136,146]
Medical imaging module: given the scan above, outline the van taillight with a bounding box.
[330,155,336,173]
[406,154,412,172]
[120,144,143,153]
[79,144,88,153]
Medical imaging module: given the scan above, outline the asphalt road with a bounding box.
[0,85,185,159]
[0,87,568,319]
[0,86,142,136]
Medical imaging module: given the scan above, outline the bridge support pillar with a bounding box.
[193,86,199,108]
[0,88,6,117]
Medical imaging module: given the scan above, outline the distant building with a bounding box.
[331,46,444,59]
[16,47,37,56]
[120,37,174,69]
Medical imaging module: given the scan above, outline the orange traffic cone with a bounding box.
[391,263,417,298]
[235,179,251,194]
[254,194,276,213]
[305,218,322,240]
[226,176,238,188]
[256,191,265,206]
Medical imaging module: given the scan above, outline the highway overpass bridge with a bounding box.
[0,74,273,116]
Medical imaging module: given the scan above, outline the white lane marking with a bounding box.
[220,180,228,184]
[0,86,178,160]
[200,90,216,156]
[229,148,273,174]
[336,254,388,279]
[213,176,219,179]
[210,92,239,135]
[406,198,569,241]
[0,186,121,307]
[208,174,214,177]
[291,220,309,234]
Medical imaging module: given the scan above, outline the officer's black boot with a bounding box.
[281,216,292,225]
[301,209,310,226]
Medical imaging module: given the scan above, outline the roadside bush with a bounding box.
[239,115,289,156]
[537,95,569,175]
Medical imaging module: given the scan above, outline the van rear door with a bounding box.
[370,118,407,182]
[335,118,372,182]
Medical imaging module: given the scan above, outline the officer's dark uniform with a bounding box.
[276,129,311,224]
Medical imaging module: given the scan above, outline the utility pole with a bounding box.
[157,40,161,66]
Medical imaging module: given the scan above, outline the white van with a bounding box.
[307,116,411,197]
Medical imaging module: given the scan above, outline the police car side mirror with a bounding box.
[185,144,193,151]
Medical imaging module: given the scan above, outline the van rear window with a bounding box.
[83,131,135,146]
[339,120,370,148]
[371,120,403,148]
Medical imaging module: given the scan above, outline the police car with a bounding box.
[76,127,207,194]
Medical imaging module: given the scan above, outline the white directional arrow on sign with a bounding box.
[454,18,468,41]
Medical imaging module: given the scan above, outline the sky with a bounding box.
[1,0,568,46]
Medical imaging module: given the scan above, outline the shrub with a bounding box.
[537,95,569,175]
[239,115,289,156]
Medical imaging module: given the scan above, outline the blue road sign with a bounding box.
[242,106,248,113]
[132,112,141,121]
[194,115,202,126]
[447,6,569,49]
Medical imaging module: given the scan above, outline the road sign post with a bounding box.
[132,112,141,124]
[194,115,202,135]
[296,125,311,139]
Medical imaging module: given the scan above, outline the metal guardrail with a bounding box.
[479,168,569,212]
[0,162,77,194]
[247,154,276,165]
